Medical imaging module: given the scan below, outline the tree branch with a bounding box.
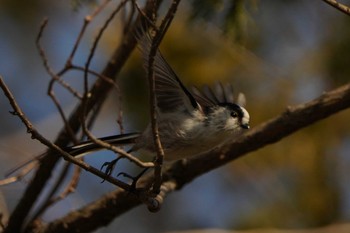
[146,0,181,194]
[323,0,350,16]
[41,83,350,233]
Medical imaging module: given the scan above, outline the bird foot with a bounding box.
[118,168,149,191]
[100,156,124,183]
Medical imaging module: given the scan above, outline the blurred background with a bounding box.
[1,0,350,232]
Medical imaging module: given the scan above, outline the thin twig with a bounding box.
[81,0,153,169]
[82,129,154,168]
[66,0,112,67]
[0,76,136,190]
[0,161,37,186]
[133,0,159,30]
[144,0,181,194]
[36,19,82,100]
[70,65,120,88]
[323,0,350,16]
[143,15,164,195]
[82,0,128,96]
[36,18,80,143]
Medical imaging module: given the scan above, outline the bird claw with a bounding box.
[117,168,149,191]
[99,157,150,191]
[117,172,134,179]
[100,156,123,183]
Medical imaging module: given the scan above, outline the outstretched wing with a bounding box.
[136,26,199,114]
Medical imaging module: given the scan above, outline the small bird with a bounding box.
[5,26,250,181]
[68,27,250,172]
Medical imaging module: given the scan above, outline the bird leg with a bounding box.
[100,156,124,183]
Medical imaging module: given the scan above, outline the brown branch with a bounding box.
[0,161,37,186]
[145,0,181,195]
[36,18,81,143]
[147,26,165,194]
[82,0,128,106]
[66,0,112,67]
[40,82,350,233]
[323,0,350,16]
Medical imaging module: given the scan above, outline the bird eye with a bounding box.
[231,111,238,118]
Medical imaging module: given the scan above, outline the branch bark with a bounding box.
[41,83,350,233]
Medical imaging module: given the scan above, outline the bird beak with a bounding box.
[241,123,250,129]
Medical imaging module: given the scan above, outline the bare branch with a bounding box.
[323,0,350,16]
[144,0,181,195]
[0,161,37,186]
[66,0,112,66]
[36,18,81,143]
[82,0,128,102]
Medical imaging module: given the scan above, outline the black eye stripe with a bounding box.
[231,111,238,117]
[219,103,244,119]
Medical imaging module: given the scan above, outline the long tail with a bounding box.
[5,132,140,177]
[66,132,140,157]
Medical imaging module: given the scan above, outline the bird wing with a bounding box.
[136,27,200,114]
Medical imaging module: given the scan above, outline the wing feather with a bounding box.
[191,82,243,108]
[136,25,199,113]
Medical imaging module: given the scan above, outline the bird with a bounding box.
[5,25,250,184]
[69,26,250,177]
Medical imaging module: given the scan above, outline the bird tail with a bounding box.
[67,132,140,157]
[4,132,140,178]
